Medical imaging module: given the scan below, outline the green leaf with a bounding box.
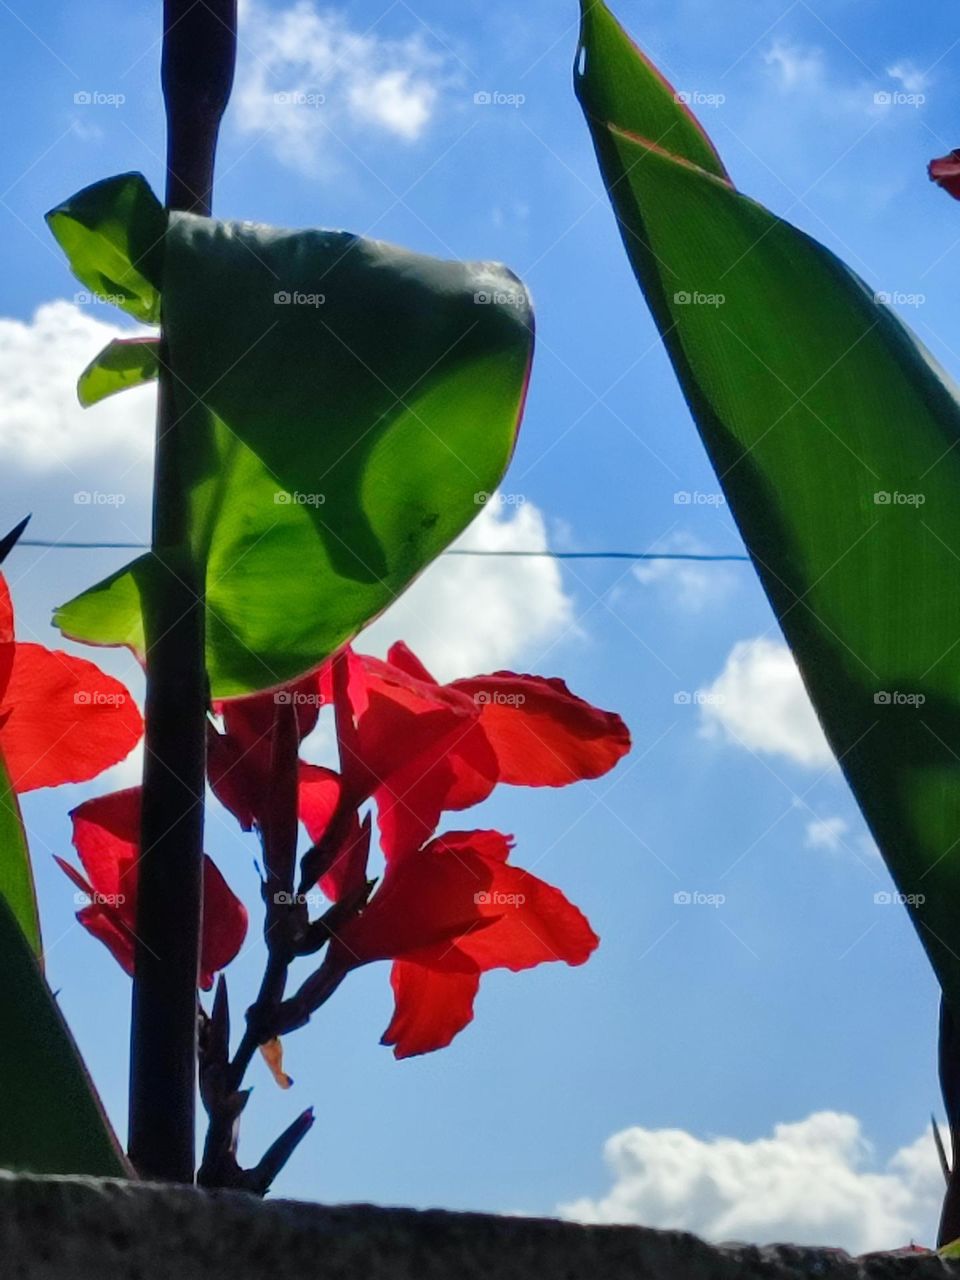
[577,1,960,1009]
[0,754,128,1175]
[53,184,534,698]
[0,747,39,956]
[45,172,164,324]
[78,337,160,407]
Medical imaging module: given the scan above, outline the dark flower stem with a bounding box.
[938,996,960,1246]
[128,0,237,1183]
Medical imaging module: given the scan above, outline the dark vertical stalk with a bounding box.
[128,0,237,1183]
[938,996,960,1246]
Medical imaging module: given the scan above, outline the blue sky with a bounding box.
[0,0,958,1251]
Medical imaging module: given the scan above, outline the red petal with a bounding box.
[348,651,485,856]
[381,956,480,1058]
[0,575,13,643]
[422,831,599,972]
[200,856,248,990]
[76,903,136,976]
[56,848,137,975]
[298,763,342,844]
[450,673,630,786]
[322,812,371,903]
[385,641,438,684]
[298,765,370,902]
[930,150,960,199]
[374,720,498,861]
[334,834,501,965]
[0,645,142,792]
[70,788,140,904]
[210,675,322,830]
[69,787,247,988]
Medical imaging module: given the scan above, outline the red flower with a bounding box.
[930,150,960,199]
[290,829,598,1058]
[210,639,628,1057]
[56,788,247,989]
[208,674,322,831]
[308,642,630,863]
[0,573,142,791]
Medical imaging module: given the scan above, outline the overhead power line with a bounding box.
[15,539,751,563]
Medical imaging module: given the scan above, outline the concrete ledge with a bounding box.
[0,1172,955,1280]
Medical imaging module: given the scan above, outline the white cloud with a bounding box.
[559,1113,941,1253]
[0,301,154,472]
[633,532,737,613]
[699,637,833,769]
[764,40,827,93]
[887,62,928,95]
[234,0,448,173]
[361,497,575,681]
[805,816,848,852]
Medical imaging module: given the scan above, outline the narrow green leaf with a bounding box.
[577,0,960,1009]
[46,173,164,324]
[0,754,128,1175]
[0,746,39,954]
[78,337,160,407]
[54,183,534,698]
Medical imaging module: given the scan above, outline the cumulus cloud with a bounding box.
[762,39,925,122]
[0,301,154,472]
[234,0,448,173]
[698,637,833,769]
[559,1113,941,1254]
[362,497,575,681]
[633,532,738,613]
[805,816,848,852]
[887,62,928,95]
[764,40,827,93]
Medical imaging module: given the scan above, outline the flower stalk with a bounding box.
[129,0,237,1183]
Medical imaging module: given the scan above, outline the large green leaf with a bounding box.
[0,754,128,1175]
[577,0,960,1007]
[49,176,533,697]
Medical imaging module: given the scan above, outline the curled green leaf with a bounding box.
[46,172,165,323]
[78,336,160,407]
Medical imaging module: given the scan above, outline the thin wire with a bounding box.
[15,539,751,562]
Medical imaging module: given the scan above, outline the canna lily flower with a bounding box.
[0,572,142,791]
[56,787,247,989]
[282,829,598,1058]
[205,639,628,1057]
[300,641,631,868]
